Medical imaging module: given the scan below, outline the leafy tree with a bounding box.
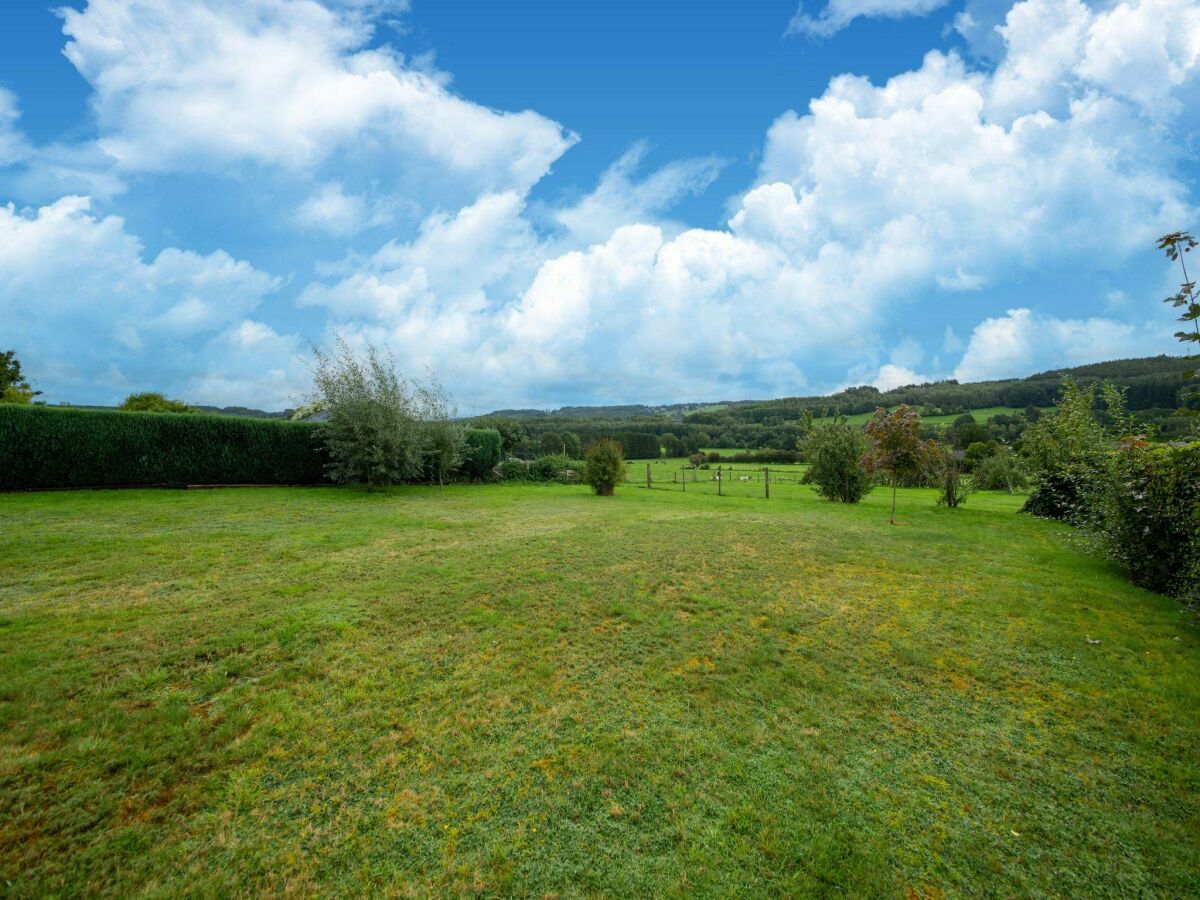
[1024,405,1042,423]
[1158,231,1198,374]
[583,438,624,496]
[462,428,502,480]
[0,350,40,404]
[1021,380,1127,523]
[688,452,705,468]
[972,444,1028,493]
[119,392,194,413]
[539,431,565,456]
[471,415,528,456]
[862,405,930,525]
[952,413,976,428]
[561,431,582,458]
[801,417,873,504]
[309,338,424,490]
[660,432,686,458]
[417,376,465,487]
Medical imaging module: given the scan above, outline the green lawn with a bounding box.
[2,484,1198,896]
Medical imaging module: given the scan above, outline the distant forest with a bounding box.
[491,355,1197,451]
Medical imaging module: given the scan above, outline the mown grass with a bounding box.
[1,484,1197,896]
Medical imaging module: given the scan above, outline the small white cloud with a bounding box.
[293,182,390,236]
[787,0,953,38]
[942,325,965,354]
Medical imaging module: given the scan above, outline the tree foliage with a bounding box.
[862,405,930,524]
[0,350,39,404]
[1021,381,1126,524]
[119,392,194,414]
[583,438,624,496]
[310,338,425,490]
[800,417,873,504]
[416,376,465,486]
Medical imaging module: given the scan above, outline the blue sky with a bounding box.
[1,0,1197,412]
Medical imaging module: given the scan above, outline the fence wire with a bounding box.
[623,462,1028,514]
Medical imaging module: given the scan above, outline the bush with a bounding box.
[972,445,1028,492]
[495,459,531,481]
[461,428,502,480]
[584,438,625,495]
[801,420,873,503]
[1101,441,1200,602]
[929,444,970,508]
[0,404,325,489]
[539,432,565,456]
[528,454,578,482]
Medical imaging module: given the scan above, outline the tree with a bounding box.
[801,417,873,504]
[309,338,424,490]
[583,438,624,496]
[561,431,582,458]
[0,350,39,404]
[539,431,565,456]
[660,432,686,458]
[862,406,930,525]
[1158,231,1198,374]
[1021,380,1127,523]
[471,415,528,456]
[417,375,465,487]
[973,444,1028,493]
[119,392,194,413]
[929,443,969,508]
[462,428,502,480]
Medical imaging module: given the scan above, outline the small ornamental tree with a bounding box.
[583,438,624,496]
[801,417,873,503]
[862,405,930,525]
[119,392,194,413]
[310,337,424,490]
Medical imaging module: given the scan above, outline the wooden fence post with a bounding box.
[765,467,770,499]
[646,462,652,489]
[717,465,722,496]
[681,466,686,491]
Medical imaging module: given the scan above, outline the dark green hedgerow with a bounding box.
[0,404,327,489]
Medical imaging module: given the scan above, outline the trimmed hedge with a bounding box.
[0,404,327,489]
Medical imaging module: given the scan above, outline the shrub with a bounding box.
[539,432,565,456]
[801,419,873,504]
[416,378,464,487]
[528,454,577,481]
[495,459,531,481]
[929,443,970,508]
[1101,441,1200,602]
[972,445,1028,492]
[584,438,624,495]
[0,404,325,489]
[461,428,502,480]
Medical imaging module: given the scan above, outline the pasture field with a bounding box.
[1,484,1198,896]
[822,406,1030,427]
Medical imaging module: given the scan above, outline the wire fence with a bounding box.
[623,461,1028,514]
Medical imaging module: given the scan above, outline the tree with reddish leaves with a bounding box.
[862,405,931,525]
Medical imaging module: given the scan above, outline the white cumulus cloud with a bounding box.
[787,0,953,38]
